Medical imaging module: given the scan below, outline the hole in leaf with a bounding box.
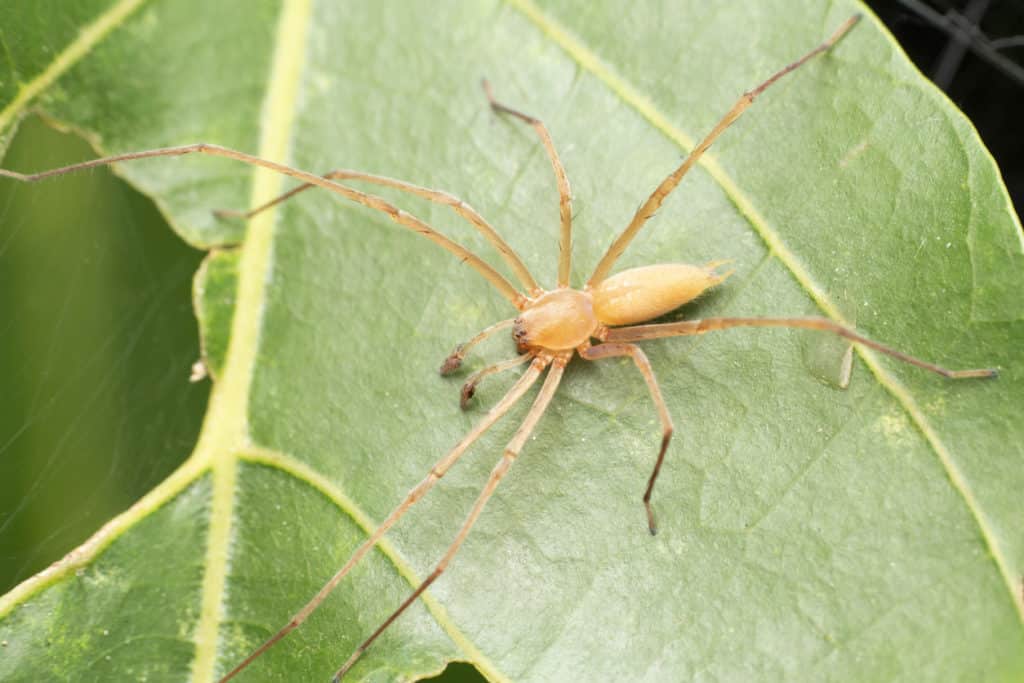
[0,116,208,591]
[419,661,488,683]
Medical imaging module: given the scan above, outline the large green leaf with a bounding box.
[1,1,1022,681]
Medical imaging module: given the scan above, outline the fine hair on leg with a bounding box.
[215,167,541,295]
[587,15,862,287]
[332,355,569,681]
[0,143,529,309]
[217,357,548,682]
[483,79,574,288]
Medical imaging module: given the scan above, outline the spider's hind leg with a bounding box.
[579,342,673,534]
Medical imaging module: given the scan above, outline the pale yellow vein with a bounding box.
[0,0,148,132]
[0,457,209,618]
[189,0,316,680]
[240,446,511,683]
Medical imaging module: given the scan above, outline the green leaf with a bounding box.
[194,249,241,381]
[2,1,1022,681]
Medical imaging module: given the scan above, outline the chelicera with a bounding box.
[0,14,996,681]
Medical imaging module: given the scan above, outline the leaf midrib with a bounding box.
[503,0,1023,625]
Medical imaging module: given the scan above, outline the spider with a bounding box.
[0,14,996,682]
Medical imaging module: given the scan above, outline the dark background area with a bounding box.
[865,0,1024,215]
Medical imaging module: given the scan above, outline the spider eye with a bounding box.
[512,318,529,344]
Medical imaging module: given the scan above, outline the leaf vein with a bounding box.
[0,0,149,134]
[239,446,511,683]
[506,0,1023,626]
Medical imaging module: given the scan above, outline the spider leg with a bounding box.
[605,316,998,379]
[440,318,516,375]
[483,79,574,288]
[217,357,548,683]
[579,342,673,534]
[0,144,528,309]
[215,168,540,294]
[460,354,533,409]
[332,354,568,681]
[587,15,861,286]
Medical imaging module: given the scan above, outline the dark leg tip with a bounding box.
[644,501,658,536]
[439,349,463,376]
[459,383,477,410]
[213,208,244,220]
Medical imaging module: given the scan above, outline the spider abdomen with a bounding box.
[591,262,732,327]
[514,289,598,351]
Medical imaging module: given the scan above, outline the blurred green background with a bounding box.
[0,116,206,593]
[0,116,483,683]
